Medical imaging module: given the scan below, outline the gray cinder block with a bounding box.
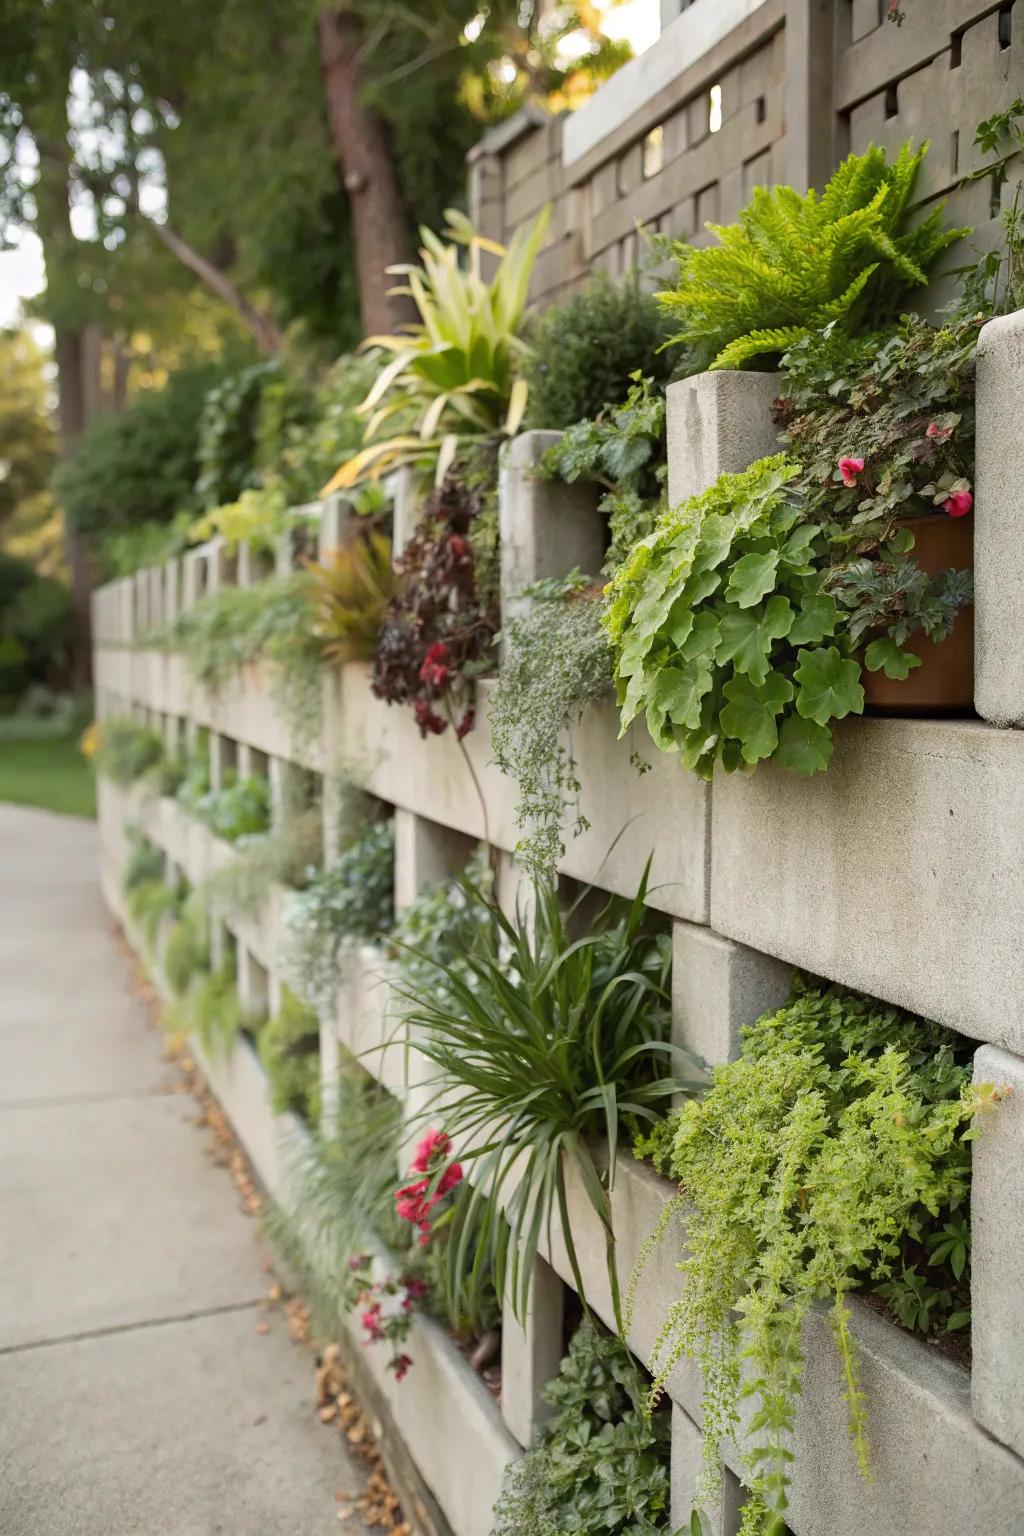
[499,431,603,628]
[975,309,1024,727]
[666,371,782,506]
[672,920,793,1066]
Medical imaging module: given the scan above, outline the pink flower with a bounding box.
[838,456,865,488]
[412,1129,452,1172]
[360,1303,384,1343]
[438,1162,463,1195]
[926,421,953,442]
[943,489,973,518]
[390,1353,414,1381]
[418,641,451,691]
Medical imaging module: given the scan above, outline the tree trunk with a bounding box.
[316,7,417,337]
[52,329,94,690]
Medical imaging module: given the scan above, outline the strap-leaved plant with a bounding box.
[633,982,996,1534]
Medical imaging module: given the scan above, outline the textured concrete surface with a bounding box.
[671,919,792,1065]
[976,309,1024,727]
[498,430,604,628]
[666,370,782,506]
[0,803,370,1535]
[972,1044,1024,1459]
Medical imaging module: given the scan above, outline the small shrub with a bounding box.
[306,526,393,665]
[187,967,246,1060]
[126,877,178,948]
[163,897,211,997]
[258,985,321,1122]
[658,144,965,371]
[94,717,164,785]
[122,833,165,894]
[523,273,674,430]
[491,1321,674,1536]
[285,818,395,1007]
[198,773,271,843]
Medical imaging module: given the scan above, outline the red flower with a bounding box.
[412,1129,452,1172]
[419,641,451,691]
[360,1303,384,1343]
[413,698,447,736]
[391,1353,414,1382]
[402,1276,429,1302]
[448,534,469,560]
[926,421,953,442]
[438,1162,463,1195]
[456,709,475,740]
[943,489,973,518]
[838,455,865,488]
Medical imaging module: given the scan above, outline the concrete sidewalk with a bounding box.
[0,803,370,1535]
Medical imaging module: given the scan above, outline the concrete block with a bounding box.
[711,717,1024,1051]
[237,946,269,1021]
[670,1404,744,1535]
[393,808,476,915]
[971,1043,1024,1457]
[666,370,782,505]
[975,308,1024,726]
[672,920,792,1065]
[317,492,352,562]
[392,465,424,560]
[498,432,603,627]
[500,1254,565,1448]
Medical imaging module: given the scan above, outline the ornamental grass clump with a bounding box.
[659,143,965,372]
[397,865,707,1328]
[491,1321,674,1536]
[634,982,995,1534]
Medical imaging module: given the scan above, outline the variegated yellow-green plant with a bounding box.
[322,207,549,492]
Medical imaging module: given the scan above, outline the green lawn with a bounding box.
[0,736,97,819]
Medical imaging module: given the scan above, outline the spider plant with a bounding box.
[305,527,393,665]
[321,206,549,492]
[396,864,709,1330]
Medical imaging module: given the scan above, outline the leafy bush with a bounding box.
[196,362,273,510]
[258,985,321,1122]
[306,526,393,665]
[163,896,211,998]
[201,775,322,920]
[53,363,226,539]
[126,877,178,948]
[634,981,993,1531]
[186,966,247,1060]
[372,469,498,738]
[196,773,271,843]
[322,209,548,490]
[658,144,964,371]
[0,552,72,701]
[489,580,612,881]
[122,833,165,895]
[491,1322,674,1536]
[285,818,395,1007]
[96,717,165,785]
[523,274,674,430]
[389,845,498,1009]
[398,867,707,1327]
[540,375,667,575]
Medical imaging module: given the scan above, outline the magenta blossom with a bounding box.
[943,489,973,518]
[838,455,865,488]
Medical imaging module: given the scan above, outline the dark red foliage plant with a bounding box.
[371,467,499,738]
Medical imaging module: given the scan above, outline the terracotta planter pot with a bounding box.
[861,512,974,714]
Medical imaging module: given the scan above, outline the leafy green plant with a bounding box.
[196,362,273,511]
[186,966,247,1060]
[398,866,707,1329]
[306,526,393,665]
[322,208,548,490]
[122,831,166,894]
[489,580,612,881]
[95,716,165,785]
[491,1321,675,1536]
[388,845,498,1008]
[258,985,321,1122]
[523,273,674,431]
[540,374,668,574]
[285,818,395,1007]
[658,144,965,371]
[196,772,271,843]
[201,777,322,920]
[634,981,993,1532]
[163,895,211,998]
[157,575,323,743]
[126,877,179,948]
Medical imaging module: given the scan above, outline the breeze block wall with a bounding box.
[92,303,1024,1535]
[468,0,1024,305]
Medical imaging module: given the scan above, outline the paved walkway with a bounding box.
[0,804,370,1535]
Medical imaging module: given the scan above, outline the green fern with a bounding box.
[660,144,966,371]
